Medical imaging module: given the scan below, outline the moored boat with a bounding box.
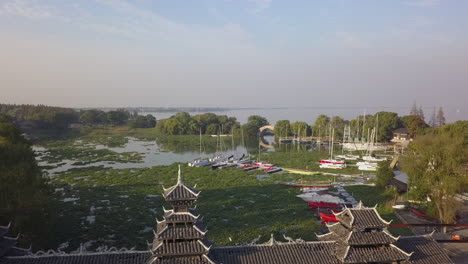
[282,182,333,188]
[282,168,321,175]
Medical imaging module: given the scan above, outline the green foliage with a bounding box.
[106,109,130,125]
[330,116,346,140]
[274,120,291,137]
[400,133,468,223]
[312,114,330,137]
[0,103,78,130]
[0,115,52,248]
[130,114,157,128]
[290,121,310,137]
[80,109,108,125]
[374,112,401,141]
[156,112,240,135]
[436,120,468,144]
[400,115,428,136]
[241,115,269,137]
[375,161,394,187]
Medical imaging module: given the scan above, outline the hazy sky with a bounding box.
[1,0,467,119]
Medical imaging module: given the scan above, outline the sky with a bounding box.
[1,0,467,120]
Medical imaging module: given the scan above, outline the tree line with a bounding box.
[0,104,158,130]
[0,114,52,248]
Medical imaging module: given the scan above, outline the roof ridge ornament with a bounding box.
[177,165,182,185]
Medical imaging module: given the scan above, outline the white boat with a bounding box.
[342,142,387,151]
[362,155,387,162]
[335,154,359,160]
[319,127,346,169]
[319,162,346,169]
[357,161,378,171]
[188,159,211,167]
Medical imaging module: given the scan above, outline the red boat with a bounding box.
[308,201,341,209]
[254,161,273,168]
[411,208,428,218]
[319,212,338,222]
[319,160,345,165]
[242,164,259,171]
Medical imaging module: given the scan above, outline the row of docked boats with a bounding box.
[188,156,283,174]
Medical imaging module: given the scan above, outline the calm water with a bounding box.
[34,136,254,175]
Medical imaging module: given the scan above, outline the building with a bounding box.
[0,167,454,264]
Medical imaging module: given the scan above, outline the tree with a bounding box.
[375,161,394,187]
[374,112,401,142]
[410,101,419,116]
[436,107,446,127]
[400,115,428,136]
[0,115,52,248]
[418,106,425,121]
[290,121,310,137]
[242,115,269,136]
[130,114,157,128]
[205,124,219,135]
[428,108,436,127]
[274,120,291,137]
[313,114,330,137]
[107,109,130,125]
[400,134,468,225]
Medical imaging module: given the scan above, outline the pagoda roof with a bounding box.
[156,222,206,240]
[0,224,10,238]
[334,204,391,229]
[152,240,210,257]
[318,222,399,245]
[163,167,200,202]
[158,209,200,223]
[150,255,214,264]
[336,242,411,263]
[396,235,454,264]
[210,241,341,264]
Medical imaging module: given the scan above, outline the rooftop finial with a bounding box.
[177,165,182,185]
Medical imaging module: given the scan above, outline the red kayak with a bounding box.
[319,212,338,222]
[411,208,428,218]
[308,201,341,209]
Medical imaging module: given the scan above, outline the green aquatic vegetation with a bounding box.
[48,165,321,250]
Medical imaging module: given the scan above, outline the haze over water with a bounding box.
[1,1,467,121]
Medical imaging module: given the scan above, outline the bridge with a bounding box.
[258,125,275,134]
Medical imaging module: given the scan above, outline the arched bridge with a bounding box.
[259,125,274,134]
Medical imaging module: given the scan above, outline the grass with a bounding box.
[259,150,362,175]
[48,164,322,251]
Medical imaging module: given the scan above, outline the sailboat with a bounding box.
[319,127,346,169]
[188,128,211,167]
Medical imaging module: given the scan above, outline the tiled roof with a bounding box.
[150,255,214,264]
[0,224,29,259]
[157,225,206,240]
[164,212,199,223]
[335,208,389,229]
[152,241,210,257]
[346,230,398,245]
[396,235,454,264]
[0,251,150,264]
[163,185,199,202]
[338,244,411,263]
[163,166,199,202]
[210,242,342,264]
